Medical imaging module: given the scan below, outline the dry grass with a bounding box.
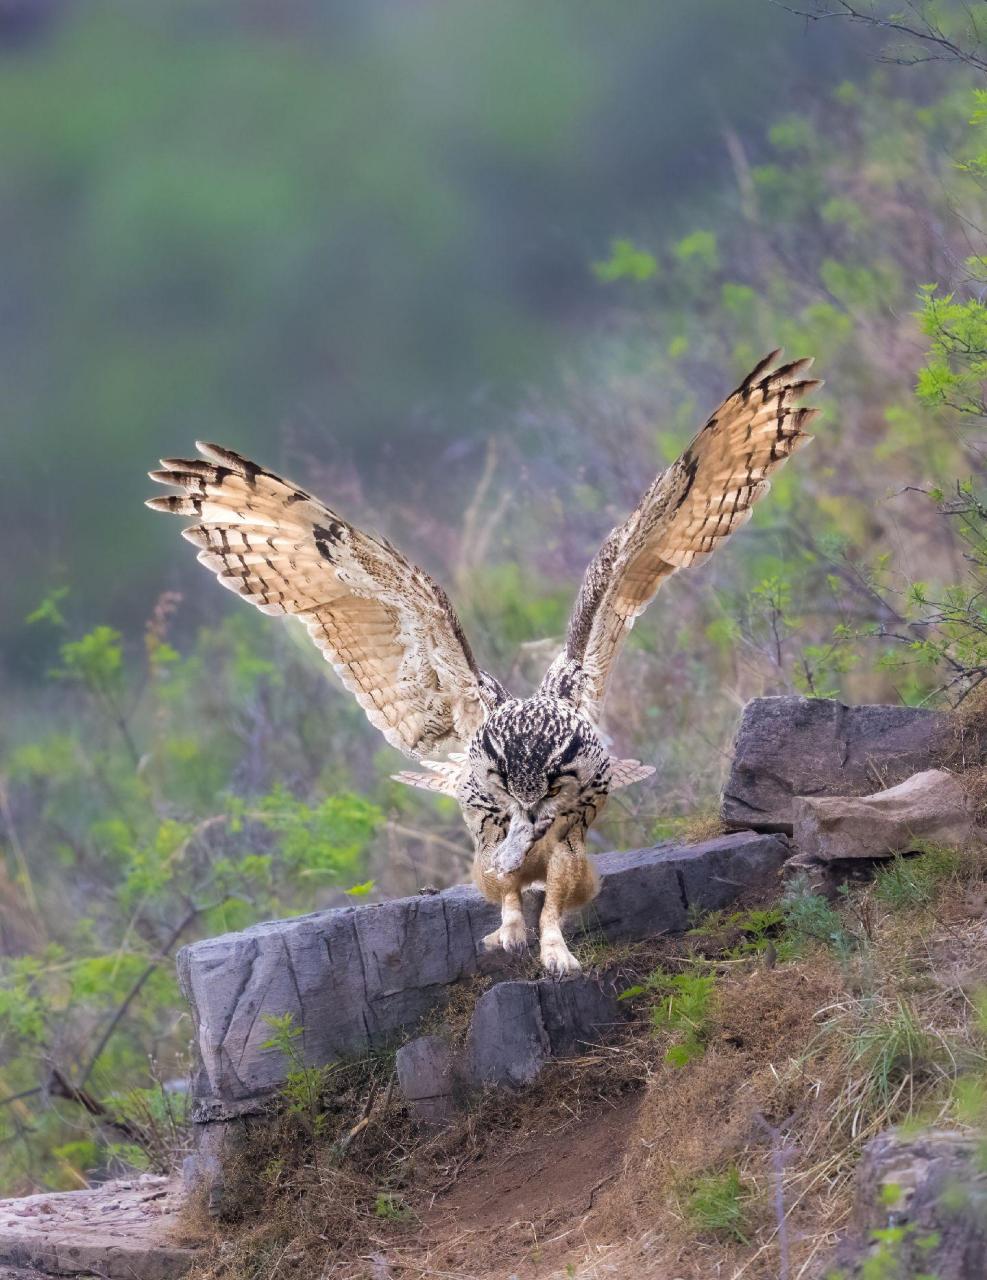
[183,853,987,1280]
[554,866,987,1280]
[934,687,987,786]
[681,811,728,844]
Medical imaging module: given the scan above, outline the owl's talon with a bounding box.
[481,920,529,954]
[539,937,581,976]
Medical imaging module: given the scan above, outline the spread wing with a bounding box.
[147,444,489,760]
[557,351,821,725]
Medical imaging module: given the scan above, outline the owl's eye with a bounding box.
[546,782,562,798]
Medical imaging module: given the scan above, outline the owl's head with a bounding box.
[470,697,608,809]
[466,697,610,877]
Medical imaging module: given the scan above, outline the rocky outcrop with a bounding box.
[721,697,971,834]
[0,1178,192,1280]
[177,831,788,1122]
[834,1128,987,1278]
[792,769,979,862]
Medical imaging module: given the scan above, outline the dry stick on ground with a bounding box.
[753,1111,800,1280]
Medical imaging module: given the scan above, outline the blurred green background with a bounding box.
[2,0,862,671]
[7,0,987,1192]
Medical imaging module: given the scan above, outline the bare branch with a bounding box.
[772,0,987,75]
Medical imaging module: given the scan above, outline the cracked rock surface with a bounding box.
[178,831,788,1120]
[721,696,976,834]
[0,1177,192,1280]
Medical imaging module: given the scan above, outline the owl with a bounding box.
[148,350,820,974]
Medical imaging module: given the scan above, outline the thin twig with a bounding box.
[79,904,200,1088]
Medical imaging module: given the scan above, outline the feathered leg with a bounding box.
[538,832,598,976]
[483,886,527,954]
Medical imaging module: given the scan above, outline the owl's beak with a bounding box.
[491,811,536,879]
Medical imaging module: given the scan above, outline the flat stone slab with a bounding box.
[178,831,787,1119]
[721,696,978,834]
[793,768,979,862]
[0,1177,193,1279]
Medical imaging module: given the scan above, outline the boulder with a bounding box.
[177,831,788,1121]
[792,769,979,862]
[721,697,974,834]
[395,1034,460,1126]
[834,1128,987,1278]
[396,975,622,1120]
[466,976,621,1089]
[0,1178,193,1280]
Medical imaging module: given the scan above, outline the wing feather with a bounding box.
[147,444,488,759]
[559,352,821,723]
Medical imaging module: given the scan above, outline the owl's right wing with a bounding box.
[147,444,490,761]
[556,351,821,725]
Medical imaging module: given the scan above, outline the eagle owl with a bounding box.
[148,351,820,974]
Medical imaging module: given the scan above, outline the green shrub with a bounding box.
[623,968,718,1067]
[782,875,856,958]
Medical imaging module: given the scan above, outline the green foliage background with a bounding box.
[4,0,987,1194]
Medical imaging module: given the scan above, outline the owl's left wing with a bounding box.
[147,444,489,760]
[555,351,821,725]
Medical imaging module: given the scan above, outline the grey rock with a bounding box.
[467,983,550,1088]
[178,830,788,1120]
[793,769,979,862]
[182,1119,246,1216]
[395,1035,460,1125]
[0,1178,193,1279]
[398,978,621,1115]
[534,974,622,1057]
[835,1128,987,1278]
[466,976,620,1089]
[721,696,978,834]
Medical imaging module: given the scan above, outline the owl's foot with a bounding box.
[539,934,582,976]
[481,916,528,954]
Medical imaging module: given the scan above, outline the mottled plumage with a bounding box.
[148,351,820,973]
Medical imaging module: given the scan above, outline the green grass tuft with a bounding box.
[873,844,962,910]
[849,999,945,1108]
[684,1166,752,1243]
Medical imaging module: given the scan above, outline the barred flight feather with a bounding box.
[147,351,820,811]
[147,444,489,759]
[551,351,821,723]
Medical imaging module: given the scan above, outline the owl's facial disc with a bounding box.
[478,705,590,806]
[469,697,609,877]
